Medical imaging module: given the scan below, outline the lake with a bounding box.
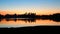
[0,18,60,27]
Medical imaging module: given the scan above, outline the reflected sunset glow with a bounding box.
[0,0,60,27]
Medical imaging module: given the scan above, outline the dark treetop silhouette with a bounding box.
[0,13,60,22]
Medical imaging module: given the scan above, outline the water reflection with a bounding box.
[0,18,60,22]
[0,13,60,26]
[0,18,60,27]
[0,13,60,22]
[0,18,36,22]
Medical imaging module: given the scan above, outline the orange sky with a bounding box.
[0,9,60,15]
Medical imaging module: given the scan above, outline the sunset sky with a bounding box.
[0,0,60,27]
[0,0,60,15]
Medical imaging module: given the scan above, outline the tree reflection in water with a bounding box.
[0,13,60,22]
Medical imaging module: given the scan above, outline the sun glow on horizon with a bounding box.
[0,0,60,15]
[0,8,60,15]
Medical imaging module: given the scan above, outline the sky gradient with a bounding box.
[0,0,60,15]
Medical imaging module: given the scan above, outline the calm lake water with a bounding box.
[0,19,60,27]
